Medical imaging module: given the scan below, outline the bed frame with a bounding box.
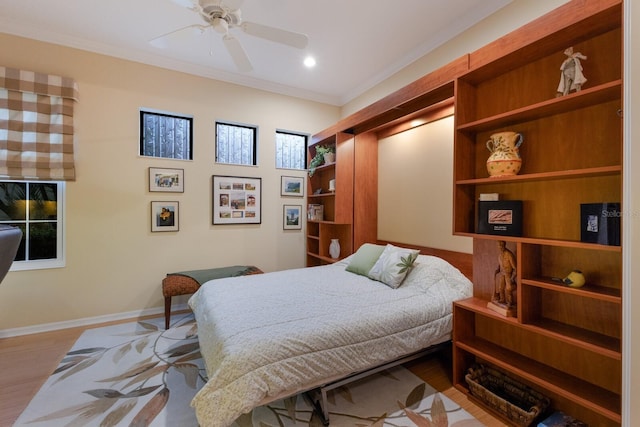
[306,241,473,425]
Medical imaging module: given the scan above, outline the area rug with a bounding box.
[15,313,483,427]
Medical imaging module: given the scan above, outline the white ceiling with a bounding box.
[0,0,512,106]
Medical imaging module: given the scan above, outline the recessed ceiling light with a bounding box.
[304,56,316,68]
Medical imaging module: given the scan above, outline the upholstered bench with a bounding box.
[162,265,263,329]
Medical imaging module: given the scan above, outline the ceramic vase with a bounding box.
[329,239,340,259]
[486,131,524,177]
[323,152,335,164]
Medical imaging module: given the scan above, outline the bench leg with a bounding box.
[164,296,171,329]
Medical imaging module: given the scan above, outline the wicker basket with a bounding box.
[465,364,550,426]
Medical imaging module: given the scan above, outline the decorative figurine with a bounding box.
[557,46,587,96]
[487,240,517,317]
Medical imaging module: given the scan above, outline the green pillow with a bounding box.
[345,243,385,276]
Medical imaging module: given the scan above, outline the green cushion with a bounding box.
[345,243,385,276]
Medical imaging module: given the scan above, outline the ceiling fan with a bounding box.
[150,0,309,72]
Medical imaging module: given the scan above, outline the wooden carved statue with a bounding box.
[493,240,516,307]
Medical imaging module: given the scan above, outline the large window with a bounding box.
[275,130,307,170]
[216,122,257,166]
[140,110,193,160]
[0,181,65,270]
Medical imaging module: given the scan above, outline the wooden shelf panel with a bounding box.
[522,277,621,303]
[455,337,621,423]
[455,297,621,358]
[454,233,622,252]
[456,81,621,131]
[306,252,341,264]
[456,165,620,185]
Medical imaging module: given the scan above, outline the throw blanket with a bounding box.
[189,255,472,427]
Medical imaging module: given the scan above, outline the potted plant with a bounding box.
[308,145,335,177]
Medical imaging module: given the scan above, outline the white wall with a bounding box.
[0,34,340,331]
[378,116,472,253]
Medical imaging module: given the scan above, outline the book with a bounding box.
[477,200,523,237]
[538,411,587,427]
[479,193,499,201]
[580,203,621,246]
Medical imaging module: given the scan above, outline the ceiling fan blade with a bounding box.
[149,24,207,48]
[170,0,199,9]
[241,21,308,49]
[222,0,245,11]
[222,35,253,72]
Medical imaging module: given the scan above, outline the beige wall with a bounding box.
[378,116,472,253]
[0,34,340,330]
[343,0,570,116]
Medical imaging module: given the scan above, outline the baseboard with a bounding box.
[0,303,190,338]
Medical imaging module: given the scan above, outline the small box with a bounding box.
[477,200,523,237]
[580,203,621,246]
[538,411,587,427]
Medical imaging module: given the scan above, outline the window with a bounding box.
[216,122,257,166]
[0,180,65,270]
[275,130,308,170]
[140,110,193,160]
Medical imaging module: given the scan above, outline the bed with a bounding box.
[188,243,473,427]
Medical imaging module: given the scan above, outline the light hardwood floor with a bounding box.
[0,313,507,426]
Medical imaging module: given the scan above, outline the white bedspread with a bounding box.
[188,255,472,427]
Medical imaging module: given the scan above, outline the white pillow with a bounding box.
[367,244,420,288]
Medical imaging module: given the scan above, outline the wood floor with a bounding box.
[0,313,507,426]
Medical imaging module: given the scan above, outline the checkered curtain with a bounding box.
[0,66,78,181]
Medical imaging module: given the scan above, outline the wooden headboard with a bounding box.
[377,240,473,281]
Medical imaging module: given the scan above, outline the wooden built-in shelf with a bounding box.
[456,81,621,133]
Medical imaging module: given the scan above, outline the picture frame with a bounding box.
[212,175,262,225]
[151,201,179,232]
[283,205,302,230]
[149,167,184,192]
[281,175,304,197]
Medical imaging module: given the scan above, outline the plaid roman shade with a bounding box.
[0,66,78,181]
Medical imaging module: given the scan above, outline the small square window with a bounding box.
[276,130,308,170]
[140,110,193,160]
[216,121,257,166]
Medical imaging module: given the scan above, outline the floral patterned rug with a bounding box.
[15,313,483,426]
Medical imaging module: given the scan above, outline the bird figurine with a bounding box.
[563,270,585,288]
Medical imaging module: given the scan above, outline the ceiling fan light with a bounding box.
[213,17,228,34]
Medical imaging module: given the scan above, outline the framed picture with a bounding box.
[149,167,184,192]
[281,175,304,197]
[212,175,261,225]
[151,201,179,232]
[283,205,302,230]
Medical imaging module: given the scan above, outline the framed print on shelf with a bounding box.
[151,201,179,232]
[283,205,302,230]
[212,175,262,225]
[149,167,184,193]
[281,175,304,197]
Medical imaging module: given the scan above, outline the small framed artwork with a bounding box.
[212,175,262,225]
[151,201,179,232]
[149,167,184,192]
[281,175,304,197]
[283,205,302,230]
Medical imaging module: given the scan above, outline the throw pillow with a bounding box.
[345,243,386,276]
[368,244,420,288]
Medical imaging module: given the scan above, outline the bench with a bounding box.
[162,265,263,329]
